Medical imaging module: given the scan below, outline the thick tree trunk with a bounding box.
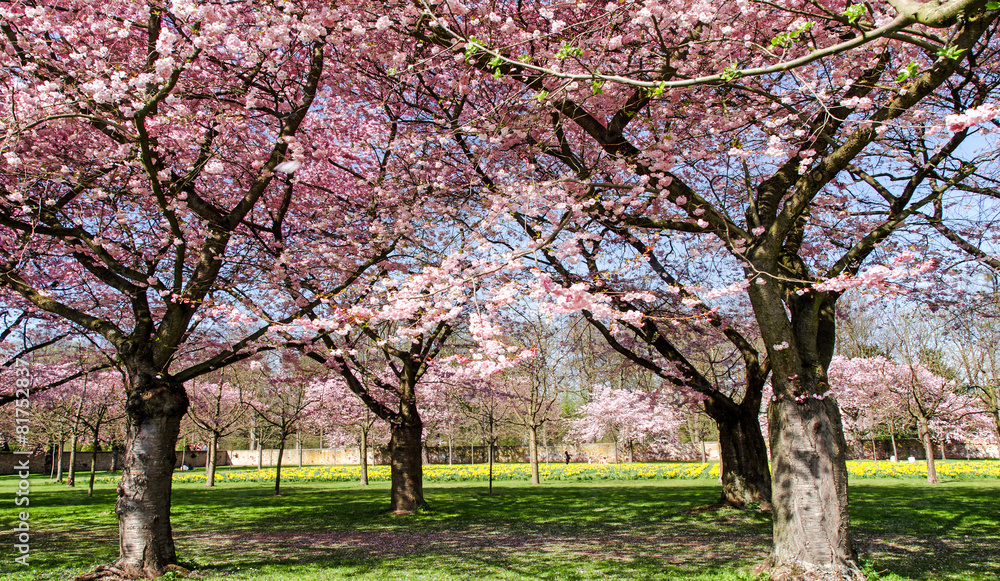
[528,424,540,485]
[388,420,424,513]
[109,371,188,579]
[359,429,369,486]
[918,417,939,484]
[768,396,859,580]
[745,266,861,580]
[205,431,218,487]
[706,399,772,508]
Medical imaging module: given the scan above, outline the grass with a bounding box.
[0,463,997,580]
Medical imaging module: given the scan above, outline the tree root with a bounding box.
[71,564,192,580]
[753,557,867,581]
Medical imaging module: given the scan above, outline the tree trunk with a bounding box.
[57,438,65,481]
[388,420,424,513]
[359,429,369,486]
[275,435,286,496]
[706,399,772,508]
[110,370,188,579]
[488,439,494,496]
[88,431,100,498]
[67,432,78,487]
[768,396,858,580]
[206,431,219,487]
[918,417,939,484]
[527,424,540,485]
[890,430,898,461]
[296,431,303,468]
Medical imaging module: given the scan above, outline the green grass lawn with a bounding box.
[0,465,997,580]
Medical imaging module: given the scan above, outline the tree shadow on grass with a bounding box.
[851,481,1000,580]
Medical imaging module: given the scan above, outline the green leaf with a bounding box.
[842,4,866,23]
[895,61,920,83]
[721,62,742,82]
[936,45,967,60]
[770,21,813,48]
[464,36,483,62]
[556,42,583,59]
[988,1,1000,9]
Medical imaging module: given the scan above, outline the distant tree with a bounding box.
[186,372,250,487]
[569,385,684,463]
[829,356,987,483]
[248,353,323,496]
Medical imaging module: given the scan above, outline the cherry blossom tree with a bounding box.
[569,385,683,462]
[0,2,361,575]
[829,355,988,482]
[829,356,909,459]
[301,320,454,513]
[390,1,1000,577]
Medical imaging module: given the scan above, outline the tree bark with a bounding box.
[768,396,858,580]
[67,432,78,487]
[747,278,860,580]
[274,435,286,496]
[55,438,64,482]
[110,370,188,579]
[388,420,424,513]
[705,397,772,508]
[488,438,494,496]
[206,431,219,487]
[88,432,100,498]
[918,417,939,484]
[528,424,540,485]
